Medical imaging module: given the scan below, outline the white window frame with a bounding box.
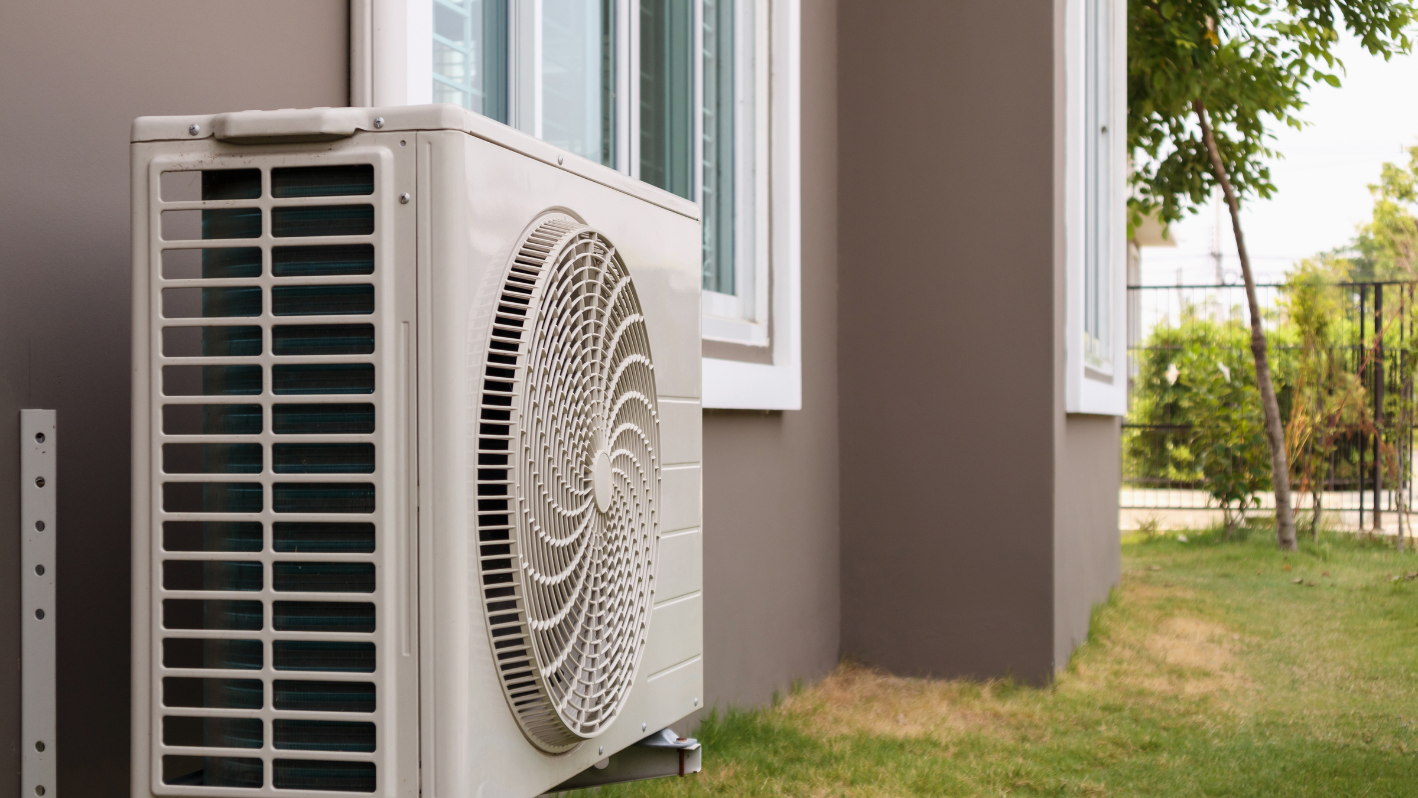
[701,0,800,409]
[699,0,769,346]
[1064,0,1126,415]
[357,0,801,410]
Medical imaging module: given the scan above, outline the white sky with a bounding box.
[1138,34,1418,286]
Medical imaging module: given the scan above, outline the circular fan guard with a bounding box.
[474,214,661,753]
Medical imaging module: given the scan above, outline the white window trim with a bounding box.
[1064,0,1126,416]
[371,0,435,106]
[359,0,802,411]
[702,0,801,410]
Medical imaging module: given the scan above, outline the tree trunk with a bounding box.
[1312,488,1322,542]
[1194,100,1299,551]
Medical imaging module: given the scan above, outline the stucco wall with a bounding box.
[0,3,349,796]
[701,0,841,711]
[1054,416,1122,668]
[837,0,1061,683]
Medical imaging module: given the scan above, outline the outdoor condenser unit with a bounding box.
[131,105,704,797]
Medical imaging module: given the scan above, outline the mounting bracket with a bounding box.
[545,728,703,793]
[21,410,57,797]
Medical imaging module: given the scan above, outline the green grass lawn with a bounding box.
[601,528,1418,797]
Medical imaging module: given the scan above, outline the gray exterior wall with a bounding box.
[700,0,840,712]
[1049,0,1122,669]
[836,0,1121,683]
[0,3,350,796]
[1054,417,1122,667]
[837,0,1062,683]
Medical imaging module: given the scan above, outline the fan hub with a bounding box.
[592,449,613,513]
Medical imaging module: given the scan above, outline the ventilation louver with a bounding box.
[475,216,661,753]
[151,164,386,793]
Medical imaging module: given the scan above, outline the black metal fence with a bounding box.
[1123,281,1418,530]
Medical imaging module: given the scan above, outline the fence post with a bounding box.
[1376,284,1385,532]
[1360,285,1367,532]
[1124,280,1418,533]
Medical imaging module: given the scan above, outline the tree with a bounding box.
[1352,144,1418,279]
[1128,0,1416,550]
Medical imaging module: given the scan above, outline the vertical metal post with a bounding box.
[1399,285,1406,551]
[1360,286,1367,531]
[1376,284,1385,531]
[1405,284,1414,551]
[21,410,57,797]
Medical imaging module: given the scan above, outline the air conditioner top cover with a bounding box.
[130,104,704,798]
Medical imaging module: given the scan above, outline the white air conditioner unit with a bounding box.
[130,105,704,797]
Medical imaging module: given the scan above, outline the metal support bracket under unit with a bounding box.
[544,729,703,793]
[21,410,57,797]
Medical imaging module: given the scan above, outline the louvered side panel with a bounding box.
[142,145,418,797]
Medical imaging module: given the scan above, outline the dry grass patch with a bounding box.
[1138,616,1247,696]
[1057,575,1247,708]
[752,574,1249,746]
[780,663,1024,742]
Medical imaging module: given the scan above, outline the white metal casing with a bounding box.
[132,105,704,798]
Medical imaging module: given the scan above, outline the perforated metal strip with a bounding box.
[21,410,57,798]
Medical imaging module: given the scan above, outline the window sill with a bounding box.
[702,314,769,347]
[703,355,801,410]
[703,338,773,365]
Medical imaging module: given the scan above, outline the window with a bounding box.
[1083,0,1111,372]
[431,0,617,165]
[361,0,801,408]
[640,0,693,198]
[428,0,766,341]
[432,0,509,121]
[698,0,768,349]
[1066,0,1124,415]
[701,0,736,296]
[541,0,617,166]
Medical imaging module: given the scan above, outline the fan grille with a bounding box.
[475,215,661,752]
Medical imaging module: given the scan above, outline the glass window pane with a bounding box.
[640,0,693,199]
[543,0,616,167]
[702,0,739,295]
[433,0,509,122]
